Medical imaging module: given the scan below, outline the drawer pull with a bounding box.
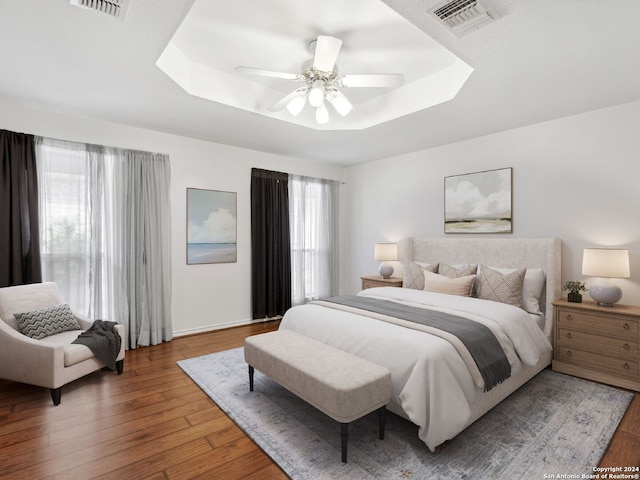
[624,343,630,350]
[566,314,572,321]
[623,363,630,370]
[623,323,630,330]
[566,332,572,339]
[566,350,572,357]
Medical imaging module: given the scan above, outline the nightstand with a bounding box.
[552,299,640,392]
[360,275,403,290]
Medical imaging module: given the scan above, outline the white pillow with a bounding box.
[423,270,476,297]
[479,266,546,314]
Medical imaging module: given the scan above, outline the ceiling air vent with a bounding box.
[70,0,130,20]
[428,0,498,37]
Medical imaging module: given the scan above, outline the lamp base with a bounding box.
[378,262,394,279]
[589,284,622,307]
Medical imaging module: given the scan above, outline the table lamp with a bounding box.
[374,243,398,279]
[582,248,630,306]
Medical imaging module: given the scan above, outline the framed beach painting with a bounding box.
[444,167,512,234]
[187,188,237,264]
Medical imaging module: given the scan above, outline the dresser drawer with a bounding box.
[557,328,639,358]
[556,345,640,379]
[556,308,639,338]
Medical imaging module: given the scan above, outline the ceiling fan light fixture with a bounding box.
[308,80,325,107]
[237,35,404,127]
[315,103,329,124]
[286,95,306,116]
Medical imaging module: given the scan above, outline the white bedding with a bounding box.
[279,286,552,451]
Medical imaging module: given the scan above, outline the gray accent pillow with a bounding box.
[15,304,82,340]
[404,262,438,290]
[438,263,478,278]
[476,266,526,308]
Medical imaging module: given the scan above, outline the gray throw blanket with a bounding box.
[321,295,511,391]
[72,320,121,371]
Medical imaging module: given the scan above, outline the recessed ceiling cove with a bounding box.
[156,0,473,130]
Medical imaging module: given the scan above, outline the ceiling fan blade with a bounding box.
[235,66,301,81]
[312,36,342,72]
[326,90,353,117]
[268,88,308,112]
[340,74,404,88]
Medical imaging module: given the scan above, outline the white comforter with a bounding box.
[279,287,552,451]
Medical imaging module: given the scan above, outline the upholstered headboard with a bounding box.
[401,237,561,341]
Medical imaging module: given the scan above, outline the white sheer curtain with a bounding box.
[36,137,172,348]
[289,175,339,306]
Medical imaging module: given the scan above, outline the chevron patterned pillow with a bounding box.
[15,304,82,340]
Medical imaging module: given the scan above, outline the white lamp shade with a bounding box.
[315,103,329,124]
[326,91,353,116]
[582,248,630,278]
[308,80,325,107]
[286,95,306,116]
[374,243,398,261]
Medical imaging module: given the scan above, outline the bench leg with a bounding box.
[378,406,386,440]
[340,423,349,463]
[248,365,254,391]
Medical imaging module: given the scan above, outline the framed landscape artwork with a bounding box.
[444,167,512,234]
[187,188,237,264]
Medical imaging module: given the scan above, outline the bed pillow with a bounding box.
[14,304,81,340]
[423,270,476,297]
[481,266,546,314]
[438,263,478,278]
[404,262,438,290]
[476,266,526,309]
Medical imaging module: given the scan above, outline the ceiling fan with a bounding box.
[235,35,404,124]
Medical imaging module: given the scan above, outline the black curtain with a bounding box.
[0,129,42,287]
[251,168,291,319]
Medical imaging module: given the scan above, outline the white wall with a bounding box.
[0,100,346,335]
[3,97,639,337]
[346,100,640,307]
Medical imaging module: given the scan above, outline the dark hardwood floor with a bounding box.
[0,321,638,479]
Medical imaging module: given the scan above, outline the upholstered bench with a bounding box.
[244,330,391,463]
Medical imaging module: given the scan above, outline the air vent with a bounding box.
[70,0,130,20]
[428,0,498,37]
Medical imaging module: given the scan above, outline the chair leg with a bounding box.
[50,387,62,406]
[116,359,124,375]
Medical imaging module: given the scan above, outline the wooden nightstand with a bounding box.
[552,299,640,392]
[361,275,403,290]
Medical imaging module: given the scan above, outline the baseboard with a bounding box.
[173,317,281,338]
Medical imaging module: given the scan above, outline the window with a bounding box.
[289,175,339,306]
[36,137,172,348]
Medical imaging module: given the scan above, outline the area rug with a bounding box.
[177,348,633,480]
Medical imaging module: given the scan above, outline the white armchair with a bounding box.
[0,282,125,405]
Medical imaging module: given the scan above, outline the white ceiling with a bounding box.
[156,0,472,130]
[1,0,640,165]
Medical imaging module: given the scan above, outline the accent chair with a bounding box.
[0,282,125,405]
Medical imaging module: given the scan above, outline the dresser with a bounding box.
[552,299,640,391]
[360,275,403,290]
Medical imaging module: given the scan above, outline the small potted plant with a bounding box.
[563,280,587,303]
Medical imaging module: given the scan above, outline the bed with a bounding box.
[279,237,561,451]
